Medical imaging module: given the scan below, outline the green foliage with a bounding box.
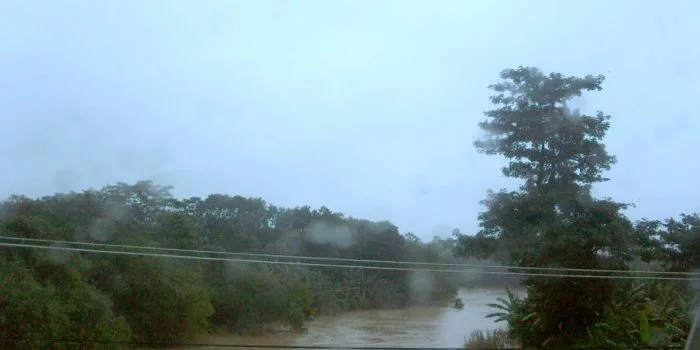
[464,328,514,349]
[455,66,696,348]
[111,258,214,343]
[0,259,132,350]
[208,264,315,332]
[634,214,700,272]
[485,288,537,346]
[579,280,693,348]
[474,66,614,188]
[0,180,458,344]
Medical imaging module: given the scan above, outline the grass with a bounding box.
[464,328,519,349]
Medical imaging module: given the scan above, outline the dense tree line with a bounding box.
[456,66,699,348]
[0,182,467,348]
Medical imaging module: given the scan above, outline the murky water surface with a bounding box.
[184,288,514,349]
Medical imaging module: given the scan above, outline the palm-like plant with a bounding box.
[485,288,538,346]
[484,281,696,348]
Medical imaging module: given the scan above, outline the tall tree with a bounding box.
[474,67,615,190]
[456,67,634,347]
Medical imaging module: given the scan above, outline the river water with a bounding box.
[186,287,513,349]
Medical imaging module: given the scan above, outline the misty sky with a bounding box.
[1,0,698,239]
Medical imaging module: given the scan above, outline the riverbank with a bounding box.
[176,288,514,349]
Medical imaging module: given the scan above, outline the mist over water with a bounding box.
[408,270,435,304]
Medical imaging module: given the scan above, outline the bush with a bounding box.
[0,260,132,350]
[207,264,315,332]
[111,258,213,343]
[464,328,517,349]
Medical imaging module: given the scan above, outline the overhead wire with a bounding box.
[2,242,699,282]
[2,239,697,349]
[1,235,698,277]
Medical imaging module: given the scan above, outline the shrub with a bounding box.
[464,328,517,349]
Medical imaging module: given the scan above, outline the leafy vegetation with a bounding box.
[464,328,514,349]
[0,182,463,347]
[456,66,699,348]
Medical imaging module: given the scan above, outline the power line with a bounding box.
[2,235,697,277]
[2,242,699,282]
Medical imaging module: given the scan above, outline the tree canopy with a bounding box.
[475,67,615,190]
[0,181,462,348]
[456,66,697,348]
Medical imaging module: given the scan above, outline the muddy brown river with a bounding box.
[184,288,513,349]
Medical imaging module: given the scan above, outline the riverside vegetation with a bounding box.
[0,180,510,349]
[458,67,699,349]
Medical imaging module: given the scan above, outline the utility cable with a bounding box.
[2,242,699,282]
[1,235,697,277]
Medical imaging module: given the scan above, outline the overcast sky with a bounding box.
[1,0,698,239]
